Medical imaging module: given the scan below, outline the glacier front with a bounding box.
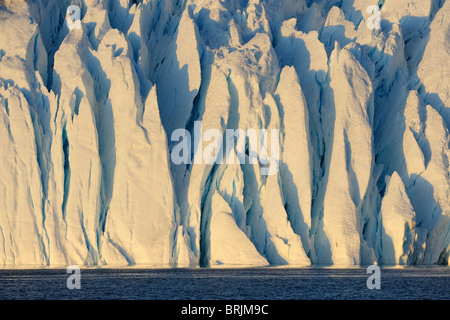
[0,0,448,268]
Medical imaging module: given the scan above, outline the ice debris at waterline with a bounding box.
[0,0,448,268]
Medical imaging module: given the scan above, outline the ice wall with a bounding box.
[0,0,448,267]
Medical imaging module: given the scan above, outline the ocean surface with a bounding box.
[0,267,448,300]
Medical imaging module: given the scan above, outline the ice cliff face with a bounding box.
[0,0,448,267]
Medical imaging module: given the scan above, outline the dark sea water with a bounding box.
[0,267,448,300]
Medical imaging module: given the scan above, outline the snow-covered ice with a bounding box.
[0,0,448,267]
